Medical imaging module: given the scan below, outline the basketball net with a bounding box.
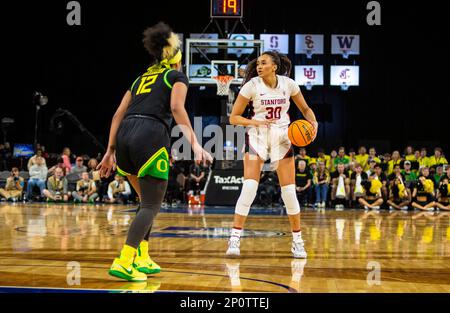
[213,75,234,96]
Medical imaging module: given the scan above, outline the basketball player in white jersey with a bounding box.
[226,51,318,258]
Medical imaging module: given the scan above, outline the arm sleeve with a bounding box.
[288,78,301,97]
[167,70,189,88]
[239,80,256,100]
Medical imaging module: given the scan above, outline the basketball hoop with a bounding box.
[213,75,234,96]
[305,81,313,91]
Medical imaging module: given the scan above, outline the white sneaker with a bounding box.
[321,202,326,208]
[364,206,369,210]
[292,239,307,259]
[401,206,409,210]
[226,238,240,256]
[372,206,380,210]
[389,206,394,211]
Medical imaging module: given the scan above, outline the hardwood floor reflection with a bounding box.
[0,203,449,292]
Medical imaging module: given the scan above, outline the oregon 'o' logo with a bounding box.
[156,159,168,172]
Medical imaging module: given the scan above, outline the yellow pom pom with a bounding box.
[370,179,382,194]
[423,179,434,194]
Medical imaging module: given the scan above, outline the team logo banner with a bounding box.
[189,33,219,54]
[294,65,324,86]
[227,33,255,56]
[330,66,360,86]
[189,64,212,79]
[259,34,289,54]
[295,34,324,55]
[331,35,360,57]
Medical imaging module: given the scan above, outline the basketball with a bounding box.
[288,120,315,147]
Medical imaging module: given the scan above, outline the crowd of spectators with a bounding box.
[1,143,448,211]
[0,145,210,206]
[293,146,449,211]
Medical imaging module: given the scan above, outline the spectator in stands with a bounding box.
[348,148,357,172]
[48,156,70,176]
[358,174,384,210]
[387,151,402,175]
[316,148,331,169]
[411,175,436,211]
[188,161,206,195]
[368,147,381,164]
[428,147,448,168]
[71,156,88,177]
[381,153,391,175]
[313,161,330,208]
[350,163,368,207]
[27,149,47,170]
[436,177,450,211]
[402,160,418,190]
[387,176,411,210]
[72,172,98,203]
[296,148,311,167]
[434,165,444,187]
[26,156,48,201]
[441,165,450,182]
[404,146,416,162]
[334,147,350,170]
[388,164,405,188]
[105,174,131,204]
[295,160,312,207]
[331,163,350,208]
[366,159,377,177]
[329,150,338,173]
[0,167,24,201]
[373,163,388,201]
[61,147,72,173]
[44,167,69,202]
[166,156,184,206]
[418,148,430,169]
[355,146,369,172]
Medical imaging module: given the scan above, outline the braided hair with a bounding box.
[142,22,181,66]
[242,51,292,85]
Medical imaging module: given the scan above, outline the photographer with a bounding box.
[105,174,132,204]
[0,167,24,201]
[72,172,98,203]
[43,167,69,202]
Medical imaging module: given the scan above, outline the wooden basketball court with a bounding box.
[0,203,449,293]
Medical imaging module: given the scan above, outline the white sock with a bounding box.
[231,228,242,239]
[292,231,302,242]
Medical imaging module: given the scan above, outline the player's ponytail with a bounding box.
[142,22,181,65]
[242,51,292,86]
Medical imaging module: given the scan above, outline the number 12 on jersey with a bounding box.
[265,106,282,119]
[136,75,157,95]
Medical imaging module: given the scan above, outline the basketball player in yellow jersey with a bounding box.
[226,51,317,258]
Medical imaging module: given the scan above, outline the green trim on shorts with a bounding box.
[163,69,174,89]
[137,147,169,180]
[116,166,131,177]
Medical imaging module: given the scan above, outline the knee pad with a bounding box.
[281,184,301,215]
[235,179,259,216]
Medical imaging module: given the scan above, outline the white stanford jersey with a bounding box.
[239,75,300,128]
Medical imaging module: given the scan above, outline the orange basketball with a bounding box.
[288,119,315,147]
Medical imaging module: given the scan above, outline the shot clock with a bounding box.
[210,0,243,18]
